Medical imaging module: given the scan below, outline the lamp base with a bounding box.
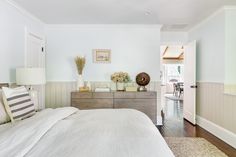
[29,90,39,111]
[138,86,147,92]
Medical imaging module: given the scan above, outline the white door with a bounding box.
[184,40,197,125]
[25,31,45,109]
[26,33,45,67]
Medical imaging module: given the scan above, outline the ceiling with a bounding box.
[161,45,184,59]
[12,0,236,31]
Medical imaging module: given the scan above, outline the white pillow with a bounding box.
[2,86,36,122]
[0,90,10,124]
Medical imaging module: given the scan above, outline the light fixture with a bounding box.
[16,68,46,89]
[145,11,151,16]
[16,67,46,111]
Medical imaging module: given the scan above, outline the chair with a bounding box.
[177,82,184,97]
[173,82,184,97]
[173,83,178,96]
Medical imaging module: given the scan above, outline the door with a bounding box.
[184,40,197,125]
[25,31,45,109]
[26,33,45,67]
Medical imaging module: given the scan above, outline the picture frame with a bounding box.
[93,49,111,63]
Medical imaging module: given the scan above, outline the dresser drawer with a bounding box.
[71,91,157,124]
[135,92,156,99]
[114,92,136,98]
[72,99,113,109]
[114,99,156,123]
[93,92,113,98]
[71,92,92,99]
[114,92,156,99]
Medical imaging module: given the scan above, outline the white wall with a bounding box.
[188,10,225,83]
[0,0,44,82]
[225,8,236,85]
[45,25,161,82]
[188,7,236,148]
[161,31,188,45]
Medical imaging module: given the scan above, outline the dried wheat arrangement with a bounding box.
[75,56,86,75]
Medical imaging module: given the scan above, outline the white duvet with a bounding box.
[0,107,174,157]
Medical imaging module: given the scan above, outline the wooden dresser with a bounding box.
[71,91,157,124]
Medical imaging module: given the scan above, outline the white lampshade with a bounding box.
[16,68,46,85]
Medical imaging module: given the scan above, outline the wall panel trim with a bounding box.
[197,116,236,148]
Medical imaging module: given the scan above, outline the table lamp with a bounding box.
[16,68,46,110]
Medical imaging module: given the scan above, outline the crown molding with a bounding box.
[45,24,162,30]
[223,5,236,10]
[188,5,236,33]
[5,0,45,25]
[188,7,225,33]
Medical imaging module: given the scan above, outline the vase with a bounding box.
[77,74,84,90]
[116,82,125,91]
[86,81,91,91]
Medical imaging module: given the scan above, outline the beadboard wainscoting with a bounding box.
[196,82,236,148]
[45,81,162,124]
[45,82,76,108]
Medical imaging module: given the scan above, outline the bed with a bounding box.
[0,107,174,157]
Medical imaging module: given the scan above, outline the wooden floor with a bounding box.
[157,98,236,157]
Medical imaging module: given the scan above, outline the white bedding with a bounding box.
[0,107,174,157]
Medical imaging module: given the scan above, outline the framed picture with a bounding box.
[93,49,111,63]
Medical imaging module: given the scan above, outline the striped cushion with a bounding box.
[2,86,35,122]
[0,91,10,124]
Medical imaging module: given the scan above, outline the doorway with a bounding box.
[160,45,184,122]
[160,41,197,125]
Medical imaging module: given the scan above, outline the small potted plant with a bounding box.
[75,56,86,90]
[111,72,131,91]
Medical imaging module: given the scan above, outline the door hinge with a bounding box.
[42,47,44,52]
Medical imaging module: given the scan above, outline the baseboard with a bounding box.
[156,116,163,126]
[197,116,236,148]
